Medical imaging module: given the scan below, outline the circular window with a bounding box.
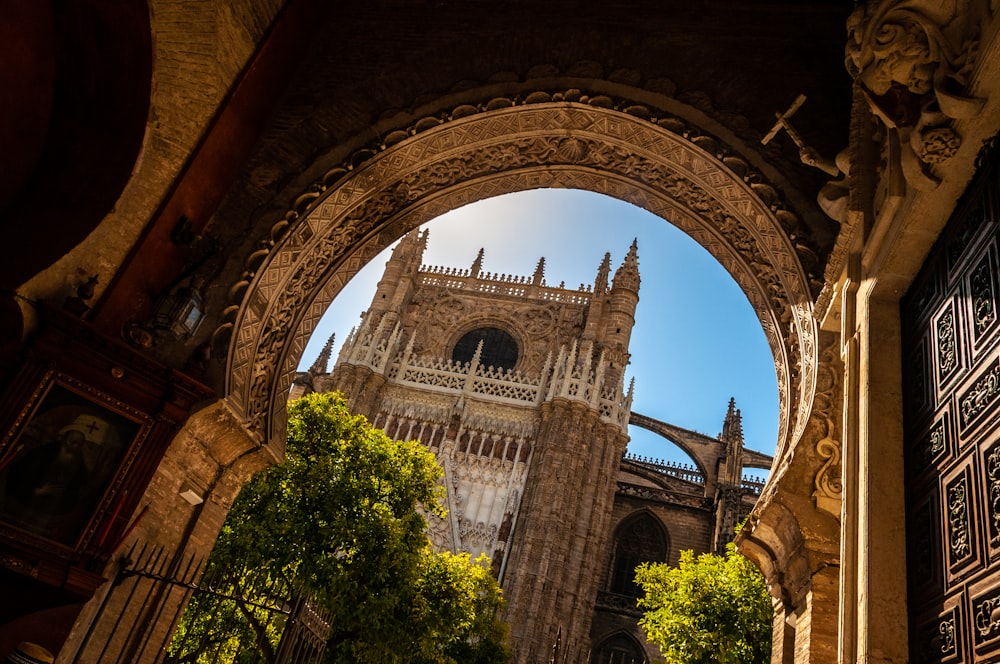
[452,327,519,372]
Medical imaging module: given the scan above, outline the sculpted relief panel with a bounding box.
[817,0,990,323]
[225,100,816,463]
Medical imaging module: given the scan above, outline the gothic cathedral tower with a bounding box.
[311,229,639,662]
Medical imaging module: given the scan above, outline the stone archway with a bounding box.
[225,97,817,467]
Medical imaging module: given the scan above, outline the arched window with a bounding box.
[452,327,519,372]
[609,512,667,598]
[591,632,647,664]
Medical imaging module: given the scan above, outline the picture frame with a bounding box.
[0,372,153,550]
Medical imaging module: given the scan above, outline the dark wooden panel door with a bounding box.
[903,146,1000,663]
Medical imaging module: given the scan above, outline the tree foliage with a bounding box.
[168,392,509,664]
[634,543,772,664]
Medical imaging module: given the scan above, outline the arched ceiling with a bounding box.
[0,0,151,291]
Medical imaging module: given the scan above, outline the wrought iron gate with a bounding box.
[903,139,1000,662]
[68,542,331,664]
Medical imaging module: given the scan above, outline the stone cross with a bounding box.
[762,94,807,149]
[763,94,840,177]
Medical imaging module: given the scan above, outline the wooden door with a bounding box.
[903,145,1000,662]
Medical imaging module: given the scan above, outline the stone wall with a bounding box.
[502,399,629,662]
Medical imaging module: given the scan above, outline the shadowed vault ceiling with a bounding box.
[206,0,853,265]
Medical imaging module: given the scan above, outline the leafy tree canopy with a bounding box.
[635,543,772,664]
[169,392,510,664]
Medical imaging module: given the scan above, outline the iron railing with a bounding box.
[67,542,330,664]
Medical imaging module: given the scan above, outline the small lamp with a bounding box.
[151,278,205,339]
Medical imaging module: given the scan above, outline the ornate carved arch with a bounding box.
[224,101,817,462]
[591,629,649,664]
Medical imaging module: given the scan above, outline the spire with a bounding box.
[720,397,744,445]
[594,252,611,294]
[309,333,335,375]
[394,228,425,258]
[470,247,485,278]
[383,228,429,276]
[612,238,640,293]
[532,257,546,285]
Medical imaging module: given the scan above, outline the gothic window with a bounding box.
[591,632,647,664]
[452,327,519,372]
[609,512,667,598]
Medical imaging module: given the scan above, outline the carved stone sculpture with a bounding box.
[846,0,987,188]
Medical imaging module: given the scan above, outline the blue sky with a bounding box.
[298,189,778,478]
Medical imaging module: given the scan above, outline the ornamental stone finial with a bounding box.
[593,252,611,295]
[309,332,336,375]
[470,248,485,278]
[612,239,640,294]
[720,398,744,446]
[532,257,546,286]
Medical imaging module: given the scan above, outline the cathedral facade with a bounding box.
[291,231,770,662]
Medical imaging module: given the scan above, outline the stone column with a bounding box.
[792,563,839,664]
[744,507,840,664]
[838,262,861,664]
[770,596,795,664]
[853,287,908,663]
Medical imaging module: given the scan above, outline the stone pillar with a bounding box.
[739,328,842,664]
[770,596,795,664]
[502,399,627,663]
[792,563,839,664]
[742,506,839,664]
[852,288,908,663]
[838,262,861,664]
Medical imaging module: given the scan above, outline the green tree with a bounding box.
[168,392,509,664]
[406,550,510,664]
[634,543,772,664]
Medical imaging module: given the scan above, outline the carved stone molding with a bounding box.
[436,444,529,560]
[846,0,988,189]
[224,101,817,464]
[616,482,709,511]
[811,332,844,519]
[380,387,455,424]
[813,431,842,516]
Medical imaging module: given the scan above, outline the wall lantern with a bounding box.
[151,279,205,339]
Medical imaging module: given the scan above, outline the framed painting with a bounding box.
[0,373,153,549]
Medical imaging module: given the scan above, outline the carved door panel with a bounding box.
[903,154,1000,663]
